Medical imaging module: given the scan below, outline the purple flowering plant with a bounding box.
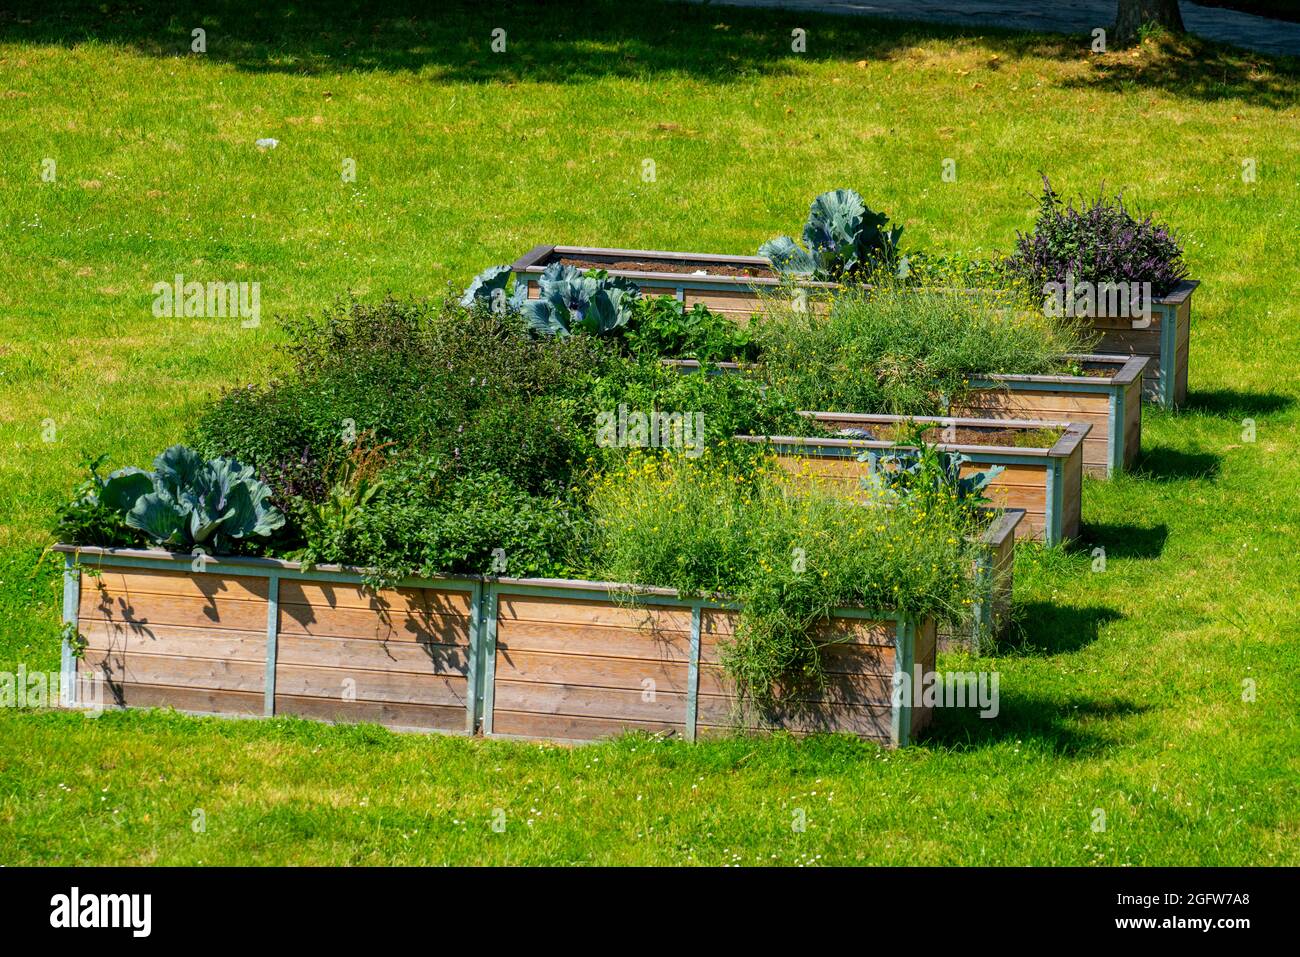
[1008,175,1188,298]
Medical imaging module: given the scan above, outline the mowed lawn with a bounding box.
[0,1,1297,865]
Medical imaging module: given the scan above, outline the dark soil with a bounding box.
[831,423,1063,449]
[557,256,775,279]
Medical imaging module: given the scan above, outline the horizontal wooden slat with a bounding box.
[494,649,690,693]
[493,680,689,724]
[80,568,269,603]
[277,602,470,644]
[79,619,267,661]
[495,619,692,660]
[274,634,469,676]
[274,695,466,731]
[490,710,686,741]
[498,593,695,634]
[80,589,269,633]
[81,650,265,693]
[273,664,468,708]
[82,679,263,716]
[278,579,473,616]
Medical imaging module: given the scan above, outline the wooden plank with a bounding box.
[498,593,694,636]
[79,568,269,603]
[80,589,270,633]
[490,710,686,741]
[277,601,471,644]
[274,694,467,731]
[494,619,692,660]
[494,648,690,694]
[81,649,265,693]
[697,699,894,738]
[695,670,895,715]
[80,677,263,716]
[79,619,267,661]
[272,664,469,708]
[1060,444,1084,541]
[279,579,472,617]
[492,680,690,724]
[274,633,470,676]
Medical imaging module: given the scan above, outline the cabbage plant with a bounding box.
[94,445,285,551]
[526,263,640,337]
[459,264,529,314]
[760,188,906,282]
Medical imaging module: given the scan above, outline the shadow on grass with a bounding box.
[1179,388,1295,418]
[1001,600,1123,655]
[1077,521,1169,559]
[1134,446,1222,482]
[1,0,1296,104]
[923,691,1149,756]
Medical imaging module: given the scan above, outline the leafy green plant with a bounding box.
[856,423,1004,517]
[295,435,392,569]
[753,282,1095,416]
[459,264,529,314]
[760,188,907,282]
[60,446,286,552]
[527,263,640,337]
[624,296,757,362]
[53,454,143,547]
[588,451,979,709]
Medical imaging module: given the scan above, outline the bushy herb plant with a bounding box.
[587,450,980,708]
[1007,175,1188,297]
[753,282,1094,416]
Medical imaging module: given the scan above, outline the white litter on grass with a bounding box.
[255,138,280,150]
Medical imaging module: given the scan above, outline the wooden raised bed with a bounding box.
[511,244,834,320]
[939,508,1023,654]
[735,413,1089,546]
[55,546,938,747]
[668,355,1144,480]
[1087,281,1197,409]
[955,354,1149,479]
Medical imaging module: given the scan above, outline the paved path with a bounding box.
[690,1,1300,57]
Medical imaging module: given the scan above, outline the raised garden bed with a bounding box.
[955,354,1149,479]
[939,508,1023,654]
[511,244,835,320]
[734,413,1089,546]
[668,355,1144,480]
[55,545,938,747]
[1087,280,1196,409]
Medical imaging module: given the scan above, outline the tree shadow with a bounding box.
[1179,388,1295,418]
[1057,31,1300,109]
[1,0,1295,104]
[1134,446,1222,482]
[1000,600,1123,655]
[922,690,1150,756]
[1077,521,1169,559]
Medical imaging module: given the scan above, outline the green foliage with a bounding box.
[588,452,979,708]
[754,283,1095,416]
[306,454,589,587]
[760,188,906,281]
[459,264,528,313]
[55,447,285,552]
[856,423,1004,518]
[624,296,757,362]
[52,454,142,548]
[526,263,640,337]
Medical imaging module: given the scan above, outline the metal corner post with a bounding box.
[685,605,702,741]
[61,555,81,708]
[263,574,280,716]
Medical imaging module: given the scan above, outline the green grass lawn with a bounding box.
[1,0,1297,865]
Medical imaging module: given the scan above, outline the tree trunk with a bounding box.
[1113,0,1185,46]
